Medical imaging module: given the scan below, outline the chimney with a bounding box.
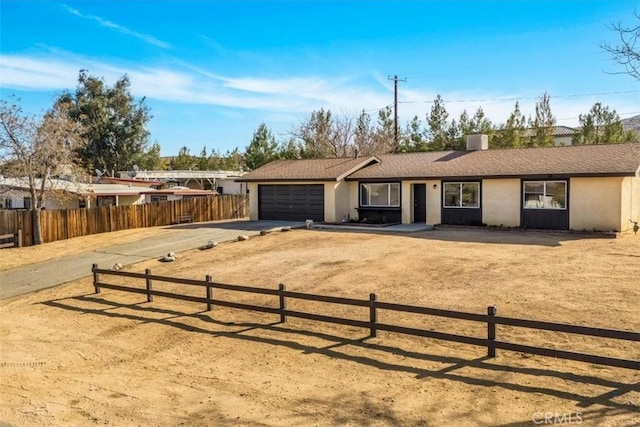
[466,134,488,151]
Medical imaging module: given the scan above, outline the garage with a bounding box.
[258,184,325,221]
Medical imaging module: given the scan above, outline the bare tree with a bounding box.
[290,109,357,158]
[0,97,85,245]
[602,12,640,81]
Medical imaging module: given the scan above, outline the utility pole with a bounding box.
[388,75,407,152]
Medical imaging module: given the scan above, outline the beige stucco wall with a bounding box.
[331,181,353,223]
[426,180,441,225]
[620,176,640,234]
[482,179,521,227]
[569,177,624,232]
[401,181,412,224]
[247,182,259,220]
[118,195,145,206]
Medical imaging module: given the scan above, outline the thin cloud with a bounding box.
[61,5,171,49]
[2,53,637,128]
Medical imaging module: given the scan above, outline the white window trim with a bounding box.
[360,183,400,207]
[523,180,567,210]
[443,182,480,208]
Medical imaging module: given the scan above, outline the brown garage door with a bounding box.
[258,184,324,221]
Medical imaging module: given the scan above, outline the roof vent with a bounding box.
[466,134,488,151]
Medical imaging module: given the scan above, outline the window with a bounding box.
[360,183,400,207]
[150,195,168,203]
[523,181,566,209]
[443,182,480,208]
[23,197,32,210]
[97,196,116,207]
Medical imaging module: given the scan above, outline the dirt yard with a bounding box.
[1,227,639,426]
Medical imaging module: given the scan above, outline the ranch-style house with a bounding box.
[236,137,640,233]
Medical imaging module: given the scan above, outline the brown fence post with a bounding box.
[487,306,497,357]
[145,269,153,302]
[16,229,23,247]
[278,284,287,323]
[206,275,213,311]
[369,293,377,338]
[92,263,100,294]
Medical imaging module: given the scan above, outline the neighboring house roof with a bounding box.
[523,125,577,137]
[140,188,218,196]
[348,143,640,180]
[237,156,379,182]
[1,178,152,197]
[124,170,246,180]
[100,176,162,187]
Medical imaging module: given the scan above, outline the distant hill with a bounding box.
[621,115,640,132]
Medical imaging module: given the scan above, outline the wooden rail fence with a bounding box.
[92,265,640,371]
[0,195,248,247]
[0,230,22,249]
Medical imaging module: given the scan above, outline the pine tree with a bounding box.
[573,102,633,144]
[528,92,556,147]
[426,95,449,151]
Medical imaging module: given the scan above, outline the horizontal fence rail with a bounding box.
[92,265,640,371]
[0,230,22,249]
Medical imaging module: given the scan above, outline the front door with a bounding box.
[413,184,426,223]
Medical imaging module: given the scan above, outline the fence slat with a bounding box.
[145,269,153,303]
[206,275,213,311]
[487,306,496,357]
[279,284,286,323]
[369,293,377,338]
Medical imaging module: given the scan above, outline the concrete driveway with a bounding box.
[0,220,303,300]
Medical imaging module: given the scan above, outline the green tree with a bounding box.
[219,147,244,170]
[493,102,527,148]
[0,97,85,245]
[573,102,633,144]
[528,92,555,147]
[426,95,450,151]
[131,141,164,170]
[169,146,196,170]
[245,123,279,170]
[197,145,210,170]
[277,138,302,160]
[372,106,395,154]
[398,115,428,152]
[59,70,153,176]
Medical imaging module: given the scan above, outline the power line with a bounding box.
[398,89,640,105]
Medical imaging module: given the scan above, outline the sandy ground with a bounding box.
[0,226,175,272]
[1,228,639,426]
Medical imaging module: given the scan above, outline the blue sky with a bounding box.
[1,1,639,156]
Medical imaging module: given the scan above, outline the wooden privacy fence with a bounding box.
[0,195,248,247]
[92,265,640,371]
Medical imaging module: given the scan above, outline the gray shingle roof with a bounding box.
[523,126,577,137]
[237,156,379,181]
[348,143,640,180]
